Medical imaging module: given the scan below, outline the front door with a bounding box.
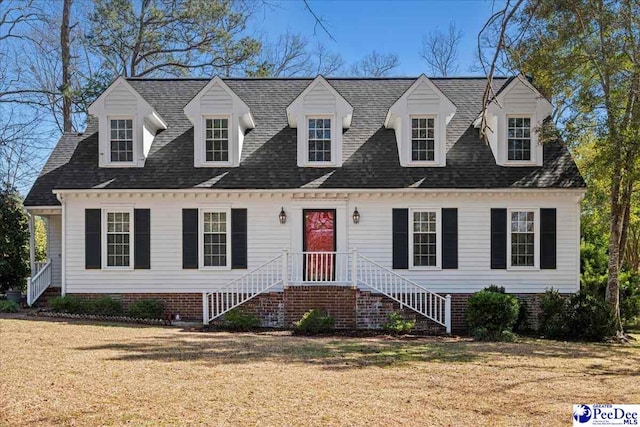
[303,209,336,281]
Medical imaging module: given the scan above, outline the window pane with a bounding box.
[411,117,435,161]
[413,210,437,266]
[205,118,229,162]
[203,211,227,267]
[510,210,535,266]
[507,117,532,161]
[106,211,131,267]
[308,118,332,162]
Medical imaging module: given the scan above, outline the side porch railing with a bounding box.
[27,259,52,306]
[203,250,451,333]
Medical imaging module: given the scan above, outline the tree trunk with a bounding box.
[60,0,72,133]
[606,194,624,334]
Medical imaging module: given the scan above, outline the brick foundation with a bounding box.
[63,289,545,334]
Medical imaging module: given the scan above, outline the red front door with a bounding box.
[303,210,336,281]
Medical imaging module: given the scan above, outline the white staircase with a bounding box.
[203,254,284,325]
[27,259,52,306]
[355,254,451,333]
[202,251,451,333]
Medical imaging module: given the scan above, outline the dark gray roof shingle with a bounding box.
[24,77,585,206]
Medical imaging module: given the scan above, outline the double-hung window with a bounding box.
[411,117,435,162]
[411,209,440,268]
[507,117,532,161]
[205,117,229,162]
[109,118,134,163]
[509,210,536,268]
[307,117,332,162]
[105,211,132,268]
[201,210,230,268]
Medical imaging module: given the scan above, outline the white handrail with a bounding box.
[356,254,451,332]
[27,259,52,306]
[288,251,352,284]
[203,254,284,324]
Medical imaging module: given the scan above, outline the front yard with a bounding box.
[1,317,639,426]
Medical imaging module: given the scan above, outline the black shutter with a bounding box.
[442,208,458,269]
[85,209,101,269]
[392,209,409,269]
[491,208,507,269]
[540,208,557,269]
[134,209,151,269]
[231,208,248,269]
[182,209,198,269]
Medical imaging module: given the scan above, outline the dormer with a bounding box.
[183,76,255,168]
[88,77,167,168]
[479,75,553,167]
[286,76,353,168]
[385,75,456,167]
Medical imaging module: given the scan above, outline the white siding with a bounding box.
[104,83,137,113]
[406,81,441,109]
[503,80,540,110]
[47,215,63,287]
[62,191,581,294]
[303,84,337,110]
[200,84,233,111]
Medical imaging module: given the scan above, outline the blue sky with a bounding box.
[252,0,505,75]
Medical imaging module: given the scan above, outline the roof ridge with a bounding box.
[125,75,514,82]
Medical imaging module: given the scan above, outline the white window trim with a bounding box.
[507,207,540,270]
[202,115,233,166]
[504,114,537,165]
[408,114,439,166]
[107,115,137,166]
[304,114,336,166]
[198,207,232,270]
[101,206,134,270]
[409,207,442,270]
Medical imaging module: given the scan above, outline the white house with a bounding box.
[24,74,585,333]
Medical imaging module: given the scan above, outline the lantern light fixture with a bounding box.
[279,207,287,224]
[352,207,360,224]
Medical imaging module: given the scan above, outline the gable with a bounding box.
[104,82,138,113]
[406,80,444,109]
[286,76,353,129]
[200,83,233,111]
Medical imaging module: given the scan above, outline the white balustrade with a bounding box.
[27,259,52,306]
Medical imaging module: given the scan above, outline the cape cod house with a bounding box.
[23,74,585,333]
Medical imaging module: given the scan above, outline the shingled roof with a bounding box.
[24,77,585,207]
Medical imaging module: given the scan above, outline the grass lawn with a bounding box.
[1,317,639,426]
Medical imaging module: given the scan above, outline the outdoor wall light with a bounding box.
[279,207,287,224]
[352,207,360,224]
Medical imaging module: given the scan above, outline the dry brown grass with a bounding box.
[1,317,639,426]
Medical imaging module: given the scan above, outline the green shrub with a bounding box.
[90,297,123,316]
[566,292,616,341]
[381,311,416,334]
[224,309,260,331]
[540,289,615,341]
[127,299,165,319]
[0,300,19,312]
[465,286,520,341]
[49,295,92,314]
[485,284,506,294]
[513,300,532,335]
[293,309,335,335]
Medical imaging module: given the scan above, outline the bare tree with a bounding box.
[350,51,399,77]
[60,0,72,133]
[420,22,463,77]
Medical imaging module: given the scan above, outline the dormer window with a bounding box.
[205,117,230,163]
[109,118,134,163]
[183,76,254,168]
[507,116,532,161]
[385,75,456,168]
[308,117,332,162]
[88,77,167,168]
[286,76,353,168]
[411,116,435,162]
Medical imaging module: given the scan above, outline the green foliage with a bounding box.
[484,284,506,294]
[34,217,47,262]
[0,300,20,312]
[49,295,92,314]
[540,289,615,341]
[293,309,335,335]
[91,297,124,316]
[465,286,520,341]
[86,0,260,78]
[223,309,260,331]
[127,299,165,319]
[0,188,30,293]
[513,300,532,335]
[381,311,416,334]
[472,327,517,342]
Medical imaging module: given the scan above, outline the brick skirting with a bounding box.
[66,289,546,334]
